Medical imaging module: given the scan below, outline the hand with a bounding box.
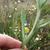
[0,34,22,50]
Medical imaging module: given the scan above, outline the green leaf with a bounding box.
[36,0,47,9]
[37,18,50,28]
[20,9,26,45]
[25,10,41,44]
[30,16,33,29]
[48,29,50,38]
[48,33,50,38]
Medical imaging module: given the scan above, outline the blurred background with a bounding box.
[0,0,50,50]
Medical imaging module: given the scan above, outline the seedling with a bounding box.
[20,0,50,50]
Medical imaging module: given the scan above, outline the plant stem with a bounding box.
[25,10,41,44]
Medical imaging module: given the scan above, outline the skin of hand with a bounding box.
[8,48,22,50]
[0,34,22,50]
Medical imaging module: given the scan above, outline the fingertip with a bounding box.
[0,34,22,49]
[5,35,22,48]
